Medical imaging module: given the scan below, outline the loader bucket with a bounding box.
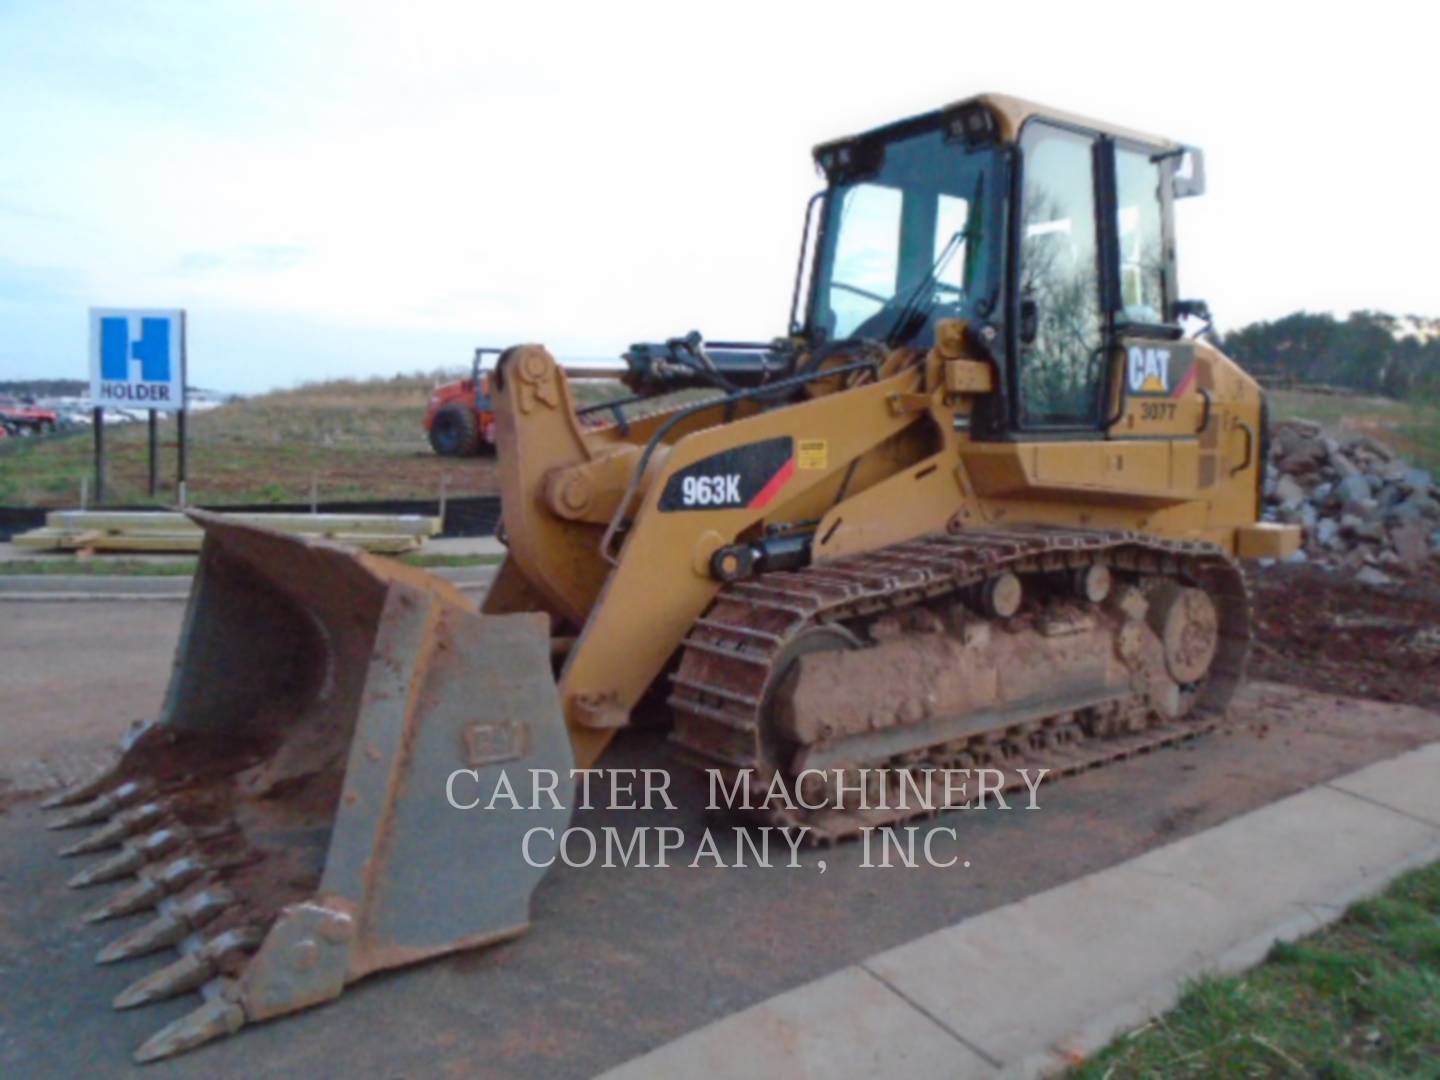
[41,510,572,1062]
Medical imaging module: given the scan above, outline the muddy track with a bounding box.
[668,526,1250,841]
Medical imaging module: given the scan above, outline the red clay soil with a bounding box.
[1250,564,1440,709]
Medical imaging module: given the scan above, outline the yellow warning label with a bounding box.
[797,439,828,470]
[794,440,829,472]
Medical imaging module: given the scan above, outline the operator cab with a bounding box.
[803,94,1207,439]
[473,347,502,411]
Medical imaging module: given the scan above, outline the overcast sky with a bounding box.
[1,1,1435,393]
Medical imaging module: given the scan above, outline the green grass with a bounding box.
[397,552,503,568]
[0,552,500,576]
[1072,861,1440,1078]
[1269,389,1440,473]
[0,375,494,507]
[0,371,638,508]
[0,429,93,505]
[0,558,198,576]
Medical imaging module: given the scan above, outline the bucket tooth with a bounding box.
[68,847,144,888]
[97,887,236,964]
[46,800,107,831]
[133,994,246,1064]
[41,513,574,1060]
[40,764,119,809]
[46,779,150,830]
[97,914,186,965]
[81,856,207,924]
[114,927,263,1009]
[59,801,169,857]
[67,827,188,889]
[114,952,211,1010]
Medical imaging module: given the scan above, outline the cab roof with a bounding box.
[813,92,1183,162]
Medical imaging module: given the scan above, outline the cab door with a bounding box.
[1012,121,1108,432]
[1106,142,1207,441]
[1011,123,1205,440]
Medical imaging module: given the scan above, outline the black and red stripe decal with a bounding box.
[1170,361,1200,400]
[748,456,796,509]
[658,436,796,512]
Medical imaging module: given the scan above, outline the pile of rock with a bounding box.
[1263,418,1440,583]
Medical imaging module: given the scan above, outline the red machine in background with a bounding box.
[424,348,498,456]
[0,395,59,436]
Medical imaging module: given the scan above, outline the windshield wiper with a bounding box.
[884,227,969,346]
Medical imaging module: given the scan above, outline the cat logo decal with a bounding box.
[1127,346,1171,394]
[1125,342,1198,399]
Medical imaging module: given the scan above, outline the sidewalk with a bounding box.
[599,742,1440,1080]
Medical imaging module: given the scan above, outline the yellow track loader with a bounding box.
[41,94,1299,1062]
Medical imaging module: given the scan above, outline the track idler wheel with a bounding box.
[1147,584,1220,685]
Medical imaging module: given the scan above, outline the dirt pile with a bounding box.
[1250,563,1440,708]
[1263,419,1440,584]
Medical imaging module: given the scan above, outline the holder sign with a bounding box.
[89,308,186,410]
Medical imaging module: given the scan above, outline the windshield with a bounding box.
[808,128,1002,347]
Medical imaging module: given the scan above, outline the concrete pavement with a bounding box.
[4,591,1439,1078]
[600,743,1440,1079]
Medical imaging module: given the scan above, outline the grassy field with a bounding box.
[0,372,636,508]
[1269,388,1440,472]
[1073,861,1440,1078]
[0,373,461,507]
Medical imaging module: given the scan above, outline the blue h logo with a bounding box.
[100,317,171,381]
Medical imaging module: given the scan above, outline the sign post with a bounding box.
[147,410,158,495]
[88,308,188,504]
[92,405,105,505]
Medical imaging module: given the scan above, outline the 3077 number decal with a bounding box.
[1139,401,1177,422]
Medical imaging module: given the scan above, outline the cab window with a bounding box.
[809,127,999,348]
[819,179,972,341]
[932,193,970,297]
[1114,147,1166,324]
[824,184,903,338]
[1016,123,1104,428]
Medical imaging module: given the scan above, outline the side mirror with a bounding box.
[1019,298,1039,346]
[1171,147,1206,199]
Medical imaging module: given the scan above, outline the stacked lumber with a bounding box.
[12,511,441,555]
